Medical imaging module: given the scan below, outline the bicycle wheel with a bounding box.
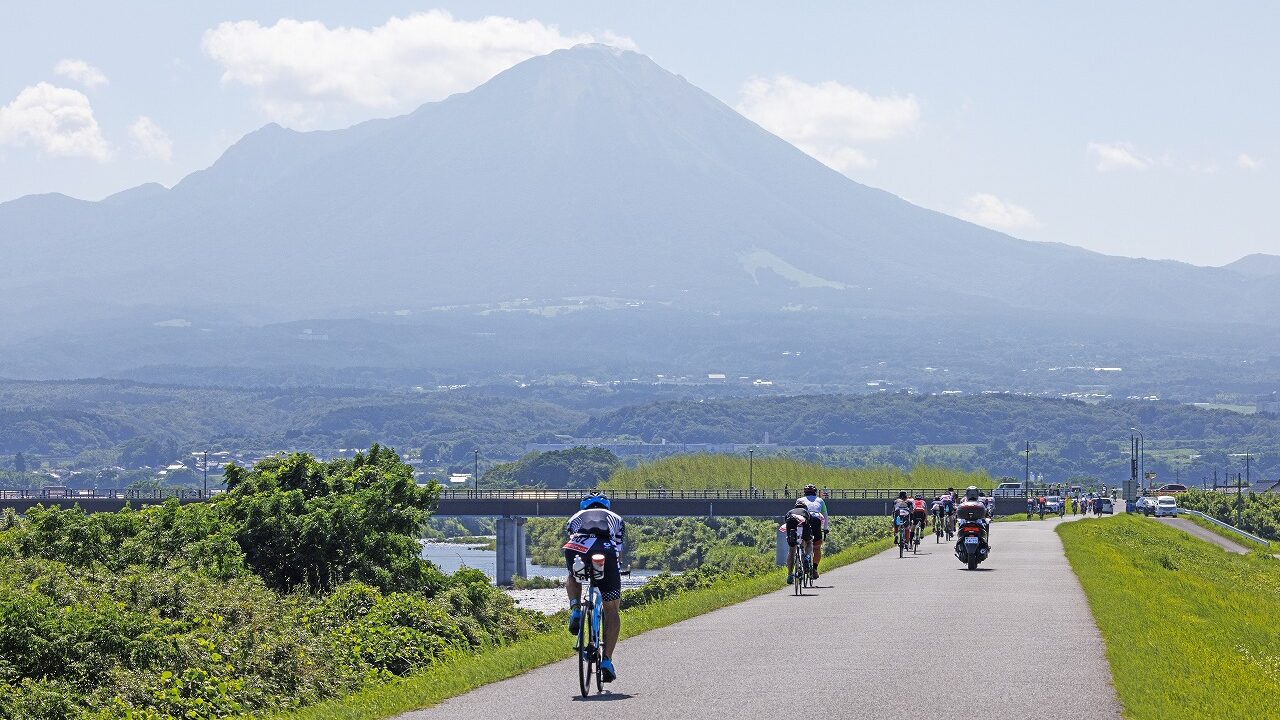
[592,596,603,694]
[794,561,802,595]
[577,606,591,697]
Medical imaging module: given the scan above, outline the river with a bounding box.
[420,539,665,614]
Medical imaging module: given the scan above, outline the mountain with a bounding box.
[1,44,1277,379]
[1224,253,1280,278]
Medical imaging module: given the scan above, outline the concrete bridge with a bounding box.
[1,488,1030,584]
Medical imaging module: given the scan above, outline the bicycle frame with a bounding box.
[575,565,605,696]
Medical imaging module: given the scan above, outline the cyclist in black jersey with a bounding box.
[564,492,625,682]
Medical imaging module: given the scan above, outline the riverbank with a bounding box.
[1059,514,1280,719]
[272,536,893,720]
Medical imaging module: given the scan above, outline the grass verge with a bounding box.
[271,537,893,720]
[1058,514,1280,720]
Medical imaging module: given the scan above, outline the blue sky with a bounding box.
[2,2,1276,265]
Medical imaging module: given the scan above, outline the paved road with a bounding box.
[401,518,1121,720]
[1155,516,1249,554]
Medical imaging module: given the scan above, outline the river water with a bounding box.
[420,540,664,614]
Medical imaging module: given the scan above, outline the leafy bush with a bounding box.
[0,446,553,720]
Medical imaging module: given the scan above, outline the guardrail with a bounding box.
[1175,508,1271,547]
[438,487,1039,500]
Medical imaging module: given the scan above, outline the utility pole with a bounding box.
[1235,471,1245,527]
[748,447,755,494]
[202,449,209,497]
[1025,441,1030,488]
[473,449,480,492]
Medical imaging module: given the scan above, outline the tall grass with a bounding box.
[1058,515,1280,719]
[603,454,991,491]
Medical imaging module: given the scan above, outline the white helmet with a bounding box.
[965,486,980,501]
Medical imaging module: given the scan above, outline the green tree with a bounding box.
[14,452,26,473]
[220,444,442,593]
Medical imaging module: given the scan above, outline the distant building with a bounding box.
[448,473,472,485]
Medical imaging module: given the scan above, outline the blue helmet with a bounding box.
[580,492,611,510]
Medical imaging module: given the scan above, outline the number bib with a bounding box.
[563,535,596,554]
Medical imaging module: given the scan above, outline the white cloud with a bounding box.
[0,82,111,161]
[201,10,632,127]
[735,75,919,173]
[1238,153,1263,169]
[129,116,173,162]
[1087,141,1152,172]
[53,59,108,89]
[957,193,1041,232]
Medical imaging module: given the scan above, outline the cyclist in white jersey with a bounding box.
[796,484,828,578]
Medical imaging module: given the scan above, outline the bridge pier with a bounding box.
[495,515,528,586]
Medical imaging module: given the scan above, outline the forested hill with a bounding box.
[576,394,1279,446]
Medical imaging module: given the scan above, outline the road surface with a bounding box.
[1155,516,1250,554]
[400,517,1121,720]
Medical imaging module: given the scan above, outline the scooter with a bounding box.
[954,509,990,570]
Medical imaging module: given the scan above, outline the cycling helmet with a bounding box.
[965,486,979,501]
[580,492,611,510]
[795,500,807,508]
[803,484,818,495]
[914,494,923,500]
[898,491,908,500]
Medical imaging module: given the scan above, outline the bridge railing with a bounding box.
[437,488,1028,501]
[0,488,213,501]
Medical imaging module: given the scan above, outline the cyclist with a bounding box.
[795,484,828,578]
[940,488,957,537]
[911,494,928,543]
[930,496,944,532]
[891,491,913,546]
[564,492,625,683]
[783,500,813,585]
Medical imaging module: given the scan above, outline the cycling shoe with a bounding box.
[600,658,617,683]
[786,573,794,584]
[568,608,582,636]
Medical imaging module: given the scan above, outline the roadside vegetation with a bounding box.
[1058,515,1280,719]
[0,447,554,720]
[1174,489,1280,542]
[602,454,991,492]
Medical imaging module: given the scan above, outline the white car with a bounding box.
[1134,497,1158,515]
[1154,495,1178,517]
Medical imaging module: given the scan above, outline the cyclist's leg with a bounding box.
[808,517,823,569]
[564,549,582,604]
[599,552,623,673]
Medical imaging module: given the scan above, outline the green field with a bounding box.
[603,454,991,491]
[1058,515,1280,719]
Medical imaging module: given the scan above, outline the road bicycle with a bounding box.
[572,554,606,697]
[794,541,812,595]
[894,509,911,558]
[935,513,944,543]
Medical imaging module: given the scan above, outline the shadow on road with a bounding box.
[954,567,998,572]
[573,692,634,702]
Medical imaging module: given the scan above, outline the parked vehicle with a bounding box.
[1154,495,1178,517]
[1044,495,1063,514]
[1154,484,1187,494]
[993,481,1024,497]
[1134,497,1158,516]
[1096,497,1114,514]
